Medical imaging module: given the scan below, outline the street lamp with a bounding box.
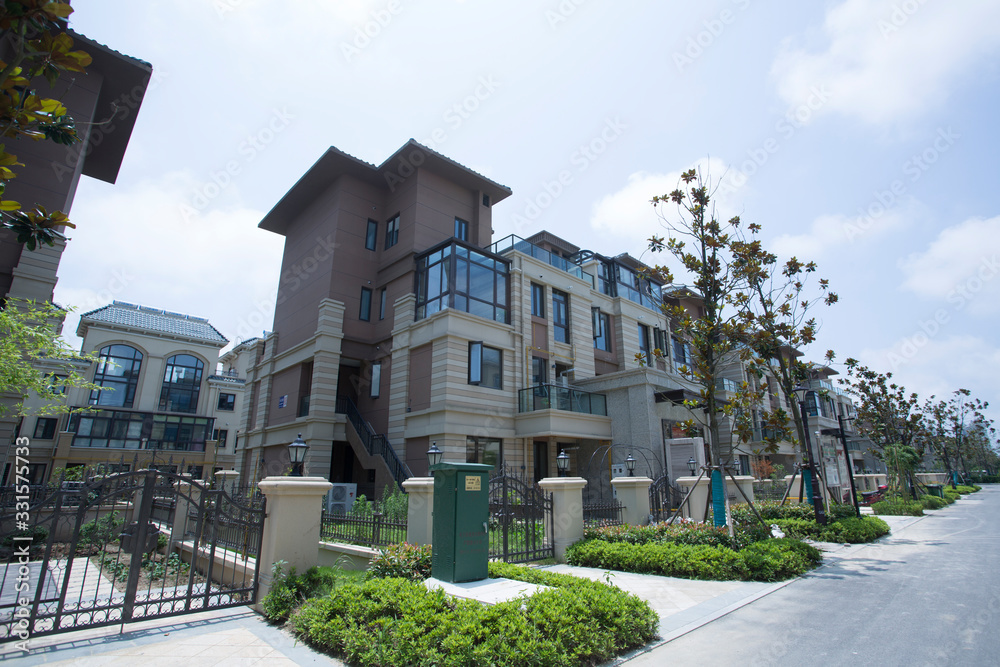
[687,456,697,476]
[625,453,636,477]
[556,450,570,477]
[427,441,443,469]
[288,433,309,477]
[792,385,827,525]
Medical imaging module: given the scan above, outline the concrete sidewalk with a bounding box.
[5,517,922,666]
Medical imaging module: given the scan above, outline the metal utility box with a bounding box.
[431,462,492,583]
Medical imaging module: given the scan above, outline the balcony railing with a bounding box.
[490,235,595,288]
[715,377,740,393]
[518,384,607,416]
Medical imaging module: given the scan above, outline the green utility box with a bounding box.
[431,462,492,583]
[926,484,944,498]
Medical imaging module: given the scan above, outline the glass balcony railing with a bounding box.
[715,377,740,393]
[518,384,608,416]
[490,235,595,288]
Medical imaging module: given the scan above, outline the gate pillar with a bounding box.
[256,476,332,607]
[170,479,202,554]
[402,477,434,546]
[610,476,653,526]
[538,477,587,563]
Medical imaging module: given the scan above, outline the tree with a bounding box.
[0,299,98,416]
[1,1,91,249]
[921,389,991,485]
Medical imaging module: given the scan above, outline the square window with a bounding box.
[217,393,236,411]
[468,342,502,389]
[33,418,57,439]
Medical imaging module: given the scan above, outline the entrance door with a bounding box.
[533,440,549,481]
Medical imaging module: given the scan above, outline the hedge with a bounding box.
[769,516,890,543]
[871,498,924,516]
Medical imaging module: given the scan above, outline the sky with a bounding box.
[56,0,1000,427]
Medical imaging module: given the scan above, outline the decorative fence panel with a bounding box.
[649,474,685,522]
[320,512,406,548]
[582,500,625,527]
[488,468,553,563]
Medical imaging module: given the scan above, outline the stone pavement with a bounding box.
[5,518,920,666]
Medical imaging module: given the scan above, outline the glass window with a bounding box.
[90,344,143,408]
[552,290,569,344]
[454,217,469,241]
[217,393,236,411]
[365,219,378,251]
[213,428,228,448]
[638,324,651,366]
[466,437,502,468]
[158,354,205,414]
[531,283,545,317]
[415,242,509,324]
[593,309,611,351]
[672,336,692,367]
[371,362,381,398]
[468,342,502,389]
[33,418,57,439]
[379,287,387,320]
[531,357,548,385]
[385,214,400,249]
[360,287,372,321]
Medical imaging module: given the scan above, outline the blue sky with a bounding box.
[59,0,1000,425]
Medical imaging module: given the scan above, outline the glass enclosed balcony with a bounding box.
[518,384,607,416]
[490,235,595,288]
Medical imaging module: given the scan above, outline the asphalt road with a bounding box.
[629,485,1000,667]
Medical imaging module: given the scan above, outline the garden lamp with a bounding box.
[288,433,309,477]
[556,450,570,477]
[625,453,636,477]
[427,441,443,469]
[687,456,697,476]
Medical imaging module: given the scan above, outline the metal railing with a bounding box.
[715,377,741,393]
[518,384,607,416]
[320,511,406,548]
[583,500,624,527]
[335,395,411,487]
[490,234,595,288]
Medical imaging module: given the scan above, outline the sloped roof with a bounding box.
[78,301,228,345]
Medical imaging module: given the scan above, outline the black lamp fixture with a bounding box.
[687,456,697,476]
[556,450,570,477]
[625,453,636,477]
[288,433,309,477]
[791,384,827,525]
[427,441,443,469]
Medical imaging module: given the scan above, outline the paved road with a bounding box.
[628,485,1000,667]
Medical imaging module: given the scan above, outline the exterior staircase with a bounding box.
[335,395,411,488]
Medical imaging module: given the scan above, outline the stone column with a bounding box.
[256,476,332,608]
[675,475,711,522]
[402,477,434,545]
[730,475,755,505]
[610,476,653,526]
[537,477,587,563]
[214,469,239,492]
[170,479,202,554]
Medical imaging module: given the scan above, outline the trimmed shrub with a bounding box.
[289,566,658,667]
[872,498,924,516]
[954,485,979,494]
[770,516,890,543]
[730,500,856,525]
[583,520,733,548]
[970,475,999,484]
[367,542,432,581]
[261,562,344,623]
[920,494,948,510]
[738,538,822,582]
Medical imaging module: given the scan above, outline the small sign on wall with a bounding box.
[278,395,287,409]
[464,475,481,492]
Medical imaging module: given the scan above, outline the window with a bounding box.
[360,287,372,321]
[653,327,668,355]
[33,418,57,439]
[365,219,378,250]
[158,354,205,413]
[638,324,651,365]
[385,214,399,249]
[466,437,502,468]
[415,241,509,323]
[468,342,502,389]
[531,357,548,385]
[454,217,469,241]
[552,290,569,344]
[90,344,143,408]
[672,335,693,369]
[371,362,381,399]
[379,287,387,320]
[531,283,545,317]
[213,428,228,448]
[593,308,611,351]
[217,393,236,411]
[69,411,213,451]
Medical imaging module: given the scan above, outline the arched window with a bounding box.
[158,354,204,414]
[90,345,143,407]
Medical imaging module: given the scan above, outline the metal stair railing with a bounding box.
[335,395,411,487]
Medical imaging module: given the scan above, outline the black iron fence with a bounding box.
[320,511,407,548]
[752,479,788,502]
[583,500,625,527]
[488,468,554,563]
[649,474,685,522]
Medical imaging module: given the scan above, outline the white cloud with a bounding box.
[772,0,1000,125]
[898,216,1000,313]
[770,206,909,260]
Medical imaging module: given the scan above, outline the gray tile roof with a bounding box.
[80,301,228,345]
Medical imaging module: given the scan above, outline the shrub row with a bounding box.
[565,537,821,582]
[769,516,890,543]
[262,563,344,622]
[288,564,658,667]
[367,542,432,581]
[920,494,948,510]
[871,498,924,516]
[729,500,855,525]
[583,521,733,548]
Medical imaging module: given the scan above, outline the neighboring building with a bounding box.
[0,32,152,475]
[4,302,240,484]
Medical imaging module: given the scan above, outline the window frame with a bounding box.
[552,289,569,344]
[531,283,546,318]
[33,417,57,439]
[217,392,236,411]
[454,217,469,241]
[158,353,205,414]
[365,219,378,251]
[360,287,373,321]
[385,214,400,249]
[90,344,144,408]
[468,341,503,389]
[638,323,651,366]
[371,362,381,398]
[379,287,387,320]
[593,308,611,351]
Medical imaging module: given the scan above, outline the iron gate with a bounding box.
[488,468,553,563]
[0,469,265,641]
[649,473,684,522]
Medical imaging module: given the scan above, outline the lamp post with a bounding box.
[427,441,443,470]
[625,453,636,477]
[687,456,697,476]
[792,386,827,525]
[556,450,570,477]
[288,433,309,477]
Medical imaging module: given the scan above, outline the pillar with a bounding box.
[170,479,202,554]
[214,469,239,492]
[537,477,587,562]
[402,477,434,545]
[675,475,711,522]
[610,476,653,526]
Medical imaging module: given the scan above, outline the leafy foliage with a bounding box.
[261,561,350,623]
[366,542,432,582]
[289,565,658,666]
[919,494,948,510]
[871,498,924,516]
[767,517,890,543]
[78,510,123,547]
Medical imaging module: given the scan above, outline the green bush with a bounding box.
[920,494,948,510]
[871,498,924,516]
[261,561,345,623]
[730,500,856,525]
[367,542,432,581]
[583,521,733,548]
[289,566,658,666]
[954,485,979,494]
[770,516,890,543]
[970,475,999,484]
[565,536,821,582]
[79,511,124,546]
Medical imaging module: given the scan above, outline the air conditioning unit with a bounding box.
[325,483,357,516]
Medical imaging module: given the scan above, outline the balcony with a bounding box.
[490,235,595,288]
[715,377,741,393]
[518,384,607,416]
